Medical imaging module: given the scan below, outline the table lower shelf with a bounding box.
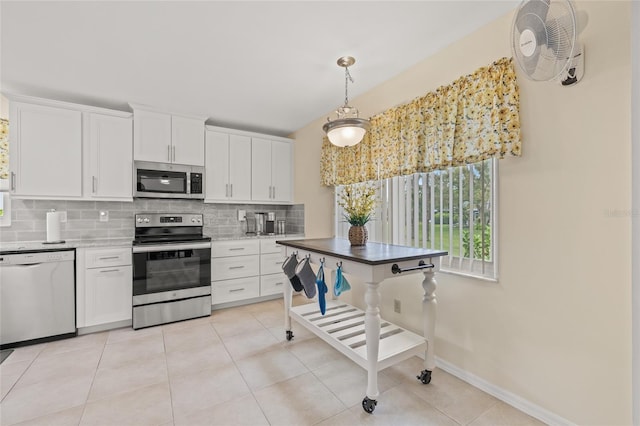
[290,300,425,371]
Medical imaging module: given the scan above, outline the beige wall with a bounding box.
[290,2,633,424]
[1,95,8,119]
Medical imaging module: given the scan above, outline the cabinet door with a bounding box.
[88,114,133,200]
[251,138,272,201]
[271,140,292,202]
[205,131,230,200]
[172,116,204,166]
[133,109,172,163]
[10,102,82,197]
[84,265,133,327]
[228,134,252,201]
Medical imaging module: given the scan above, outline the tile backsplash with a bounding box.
[0,198,304,243]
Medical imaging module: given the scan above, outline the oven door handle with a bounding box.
[132,242,212,253]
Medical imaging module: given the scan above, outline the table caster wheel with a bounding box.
[417,369,432,384]
[362,396,377,413]
[286,330,294,341]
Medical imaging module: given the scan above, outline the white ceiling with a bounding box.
[0,1,518,137]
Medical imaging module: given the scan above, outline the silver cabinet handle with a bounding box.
[230,183,233,197]
[98,256,120,260]
[168,145,171,162]
[99,268,121,273]
[275,282,283,286]
[229,288,245,293]
[10,172,16,191]
[229,265,245,270]
[92,176,97,193]
[272,186,276,199]
[225,183,229,197]
[229,247,245,251]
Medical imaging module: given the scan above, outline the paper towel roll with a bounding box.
[46,210,62,242]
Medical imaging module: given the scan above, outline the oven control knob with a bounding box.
[191,218,196,223]
[143,218,150,223]
[136,217,143,223]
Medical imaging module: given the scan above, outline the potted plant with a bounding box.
[337,183,376,246]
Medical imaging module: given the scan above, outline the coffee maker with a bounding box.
[265,212,275,235]
[254,212,266,235]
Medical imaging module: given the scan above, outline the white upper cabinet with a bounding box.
[205,130,251,202]
[251,138,292,203]
[133,109,171,163]
[86,113,133,200]
[271,140,292,203]
[9,100,83,198]
[132,105,205,166]
[172,116,205,166]
[7,94,132,200]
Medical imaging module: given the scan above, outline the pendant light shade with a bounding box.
[323,57,370,147]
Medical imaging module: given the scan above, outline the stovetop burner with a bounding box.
[133,213,209,246]
[132,235,211,246]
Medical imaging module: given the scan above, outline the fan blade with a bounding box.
[516,0,550,33]
[515,0,551,45]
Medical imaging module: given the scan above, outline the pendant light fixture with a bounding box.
[323,56,370,147]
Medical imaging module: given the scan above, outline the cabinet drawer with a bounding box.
[259,238,285,254]
[212,276,260,304]
[260,273,287,296]
[260,252,286,275]
[211,239,260,257]
[85,247,131,268]
[211,255,259,281]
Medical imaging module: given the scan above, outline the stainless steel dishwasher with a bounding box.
[0,249,77,348]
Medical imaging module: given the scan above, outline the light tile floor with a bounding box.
[0,296,545,426]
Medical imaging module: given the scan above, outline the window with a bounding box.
[336,158,497,280]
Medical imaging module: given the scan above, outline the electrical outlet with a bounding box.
[58,211,67,223]
[394,299,401,313]
[99,210,109,222]
[238,210,246,221]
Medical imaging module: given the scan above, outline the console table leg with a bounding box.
[284,269,293,341]
[421,268,438,378]
[364,280,381,401]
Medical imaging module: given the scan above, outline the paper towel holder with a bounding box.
[43,209,66,245]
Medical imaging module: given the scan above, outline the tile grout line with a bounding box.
[76,336,109,426]
[161,327,177,426]
[210,314,274,425]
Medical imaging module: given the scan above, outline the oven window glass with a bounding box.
[137,169,187,194]
[133,248,211,295]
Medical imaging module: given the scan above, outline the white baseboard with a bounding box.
[433,356,574,426]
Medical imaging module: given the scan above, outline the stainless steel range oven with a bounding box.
[132,213,211,329]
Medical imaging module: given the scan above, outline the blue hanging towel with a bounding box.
[316,259,327,315]
[334,263,351,297]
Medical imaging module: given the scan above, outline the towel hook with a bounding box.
[319,257,325,265]
[336,260,342,268]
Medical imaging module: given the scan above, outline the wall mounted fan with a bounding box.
[511,0,585,86]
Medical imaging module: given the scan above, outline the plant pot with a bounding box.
[348,225,368,246]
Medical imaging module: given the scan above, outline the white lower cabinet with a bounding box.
[211,237,288,306]
[77,247,132,328]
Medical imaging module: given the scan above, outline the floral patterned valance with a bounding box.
[320,57,521,186]
[0,118,8,181]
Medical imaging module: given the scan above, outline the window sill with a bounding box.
[439,267,498,283]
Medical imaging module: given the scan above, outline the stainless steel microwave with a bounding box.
[134,161,204,199]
